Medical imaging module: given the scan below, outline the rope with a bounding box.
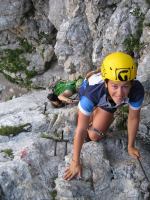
[138,158,150,182]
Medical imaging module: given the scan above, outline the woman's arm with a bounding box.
[64,111,90,180]
[127,107,141,159]
[85,68,99,79]
[58,90,78,104]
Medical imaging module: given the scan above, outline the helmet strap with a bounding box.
[104,81,110,97]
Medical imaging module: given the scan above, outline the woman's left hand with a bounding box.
[128,146,140,159]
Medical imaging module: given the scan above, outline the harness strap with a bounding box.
[88,126,105,138]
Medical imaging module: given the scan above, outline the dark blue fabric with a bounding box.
[78,80,144,115]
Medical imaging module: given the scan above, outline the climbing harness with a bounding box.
[88,126,105,138]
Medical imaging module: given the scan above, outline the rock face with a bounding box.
[0,0,150,200]
[0,0,150,86]
[56,141,150,200]
[0,91,76,200]
[0,90,149,200]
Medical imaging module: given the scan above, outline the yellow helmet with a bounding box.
[101,52,137,81]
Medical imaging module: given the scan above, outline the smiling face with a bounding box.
[106,80,132,105]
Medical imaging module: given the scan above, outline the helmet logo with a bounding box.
[116,68,131,81]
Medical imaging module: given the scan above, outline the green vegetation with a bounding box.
[145,0,150,5]
[0,38,35,73]
[0,123,31,137]
[1,148,14,158]
[38,30,57,45]
[0,37,36,87]
[123,35,144,54]
[38,32,51,43]
[50,190,57,200]
[0,48,29,73]
[49,176,57,199]
[41,133,62,141]
[18,38,34,53]
[123,7,145,54]
[144,22,150,27]
[25,69,37,79]
[115,105,129,130]
[2,73,26,87]
[131,8,144,18]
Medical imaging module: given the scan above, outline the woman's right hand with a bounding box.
[63,111,89,181]
[63,160,82,181]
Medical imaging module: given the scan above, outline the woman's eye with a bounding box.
[112,85,118,89]
[123,85,129,89]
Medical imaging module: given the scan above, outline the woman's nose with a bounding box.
[117,87,124,96]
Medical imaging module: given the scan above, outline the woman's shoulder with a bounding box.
[88,73,103,85]
[129,80,145,100]
[132,80,144,92]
